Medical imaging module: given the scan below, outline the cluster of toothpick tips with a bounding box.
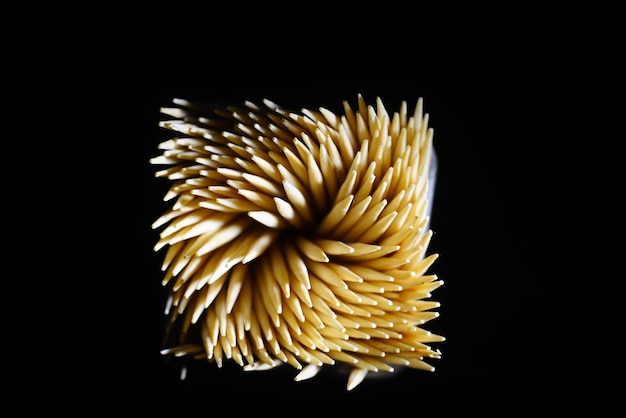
[150,95,444,390]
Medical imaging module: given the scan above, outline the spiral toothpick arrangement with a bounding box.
[151,95,444,390]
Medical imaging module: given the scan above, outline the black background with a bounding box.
[7,1,625,416]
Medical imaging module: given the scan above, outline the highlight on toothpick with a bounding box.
[150,94,444,390]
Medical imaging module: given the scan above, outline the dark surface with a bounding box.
[7,1,624,416]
